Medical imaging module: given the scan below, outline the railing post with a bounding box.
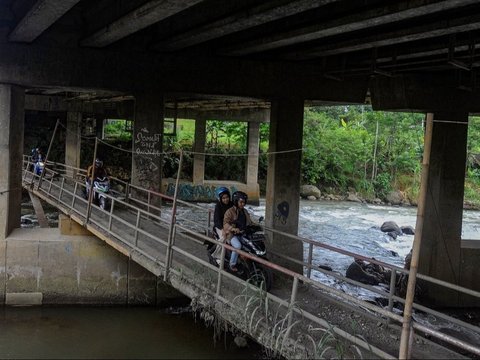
[134,210,141,247]
[164,150,183,282]
[147,191,151,214]
[108,198,114,231]
[216,244,227,297]
[287,277,299,329]
[71,182,78,208]
[85,138,99,224]
[38,119,60,190]
[306,243,314,278]
[58,177,65,201]
[125,183,130,202]
[387,270,397,325]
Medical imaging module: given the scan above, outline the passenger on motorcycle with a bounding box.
[86,158,108,198]
[223,191,252,272]
[214,187,233,239]
[211,187,233,260]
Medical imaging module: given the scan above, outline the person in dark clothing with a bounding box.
[213,187,233,240]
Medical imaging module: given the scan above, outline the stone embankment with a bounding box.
[300,184,480,210]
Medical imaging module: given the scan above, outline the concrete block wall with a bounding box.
[0,227,186,306]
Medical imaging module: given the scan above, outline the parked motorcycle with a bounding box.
[90,176,111,210]
[206,218,273,291]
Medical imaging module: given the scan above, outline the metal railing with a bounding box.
[22,158,480,359]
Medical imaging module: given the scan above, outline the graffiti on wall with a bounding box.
[274,201,289,224]
[135,127,162,157]
[166,183,238,202]
[134,127,162,190]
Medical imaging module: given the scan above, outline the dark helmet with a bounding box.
[232,191,248,206]
[215,186,230,201]
[95,158,103,167]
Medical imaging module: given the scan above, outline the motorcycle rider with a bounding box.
[223,191,252,272]
[32,148,44,175]
[86,158,108,199]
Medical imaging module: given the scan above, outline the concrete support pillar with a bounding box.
[96,117,104,140]
[193,116,206,185]
[65,111,82,178]
[246,122,260,185]
[265,97,304,274]
[0,84,25,239]
[132,93,164,194]
[419,112,468,307]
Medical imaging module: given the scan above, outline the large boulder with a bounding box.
[380,221,402,235]
[300,185,321,199]
[401,225,415,235]
[386,190,404,205]
[346,192,362,203]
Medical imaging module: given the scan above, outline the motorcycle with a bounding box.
[206,218,273,291]
[33,159,45,176]
[89,176,111,210]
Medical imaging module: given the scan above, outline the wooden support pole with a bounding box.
[37,119,60,189]
[28,192,49,228]
[85,138,98,224]
[164,150,183,282]
[399,113,433,359]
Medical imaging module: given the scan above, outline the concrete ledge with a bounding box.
[59,214,93,236]
[6,292,43,306]
[461,239,480,249]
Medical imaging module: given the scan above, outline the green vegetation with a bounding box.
[302,106,425,202]
[103,109,480,207]
[103,119,132,141]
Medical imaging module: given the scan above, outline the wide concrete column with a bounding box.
[193,116,206,185]
[265,97,304,274]
[246,122,260,185]
[132,93,164,194]
[65,111,82,178]
[0,84,25,239]
[419,112,468,307]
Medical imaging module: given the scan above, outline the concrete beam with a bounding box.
[165,107,270,122]
[154,0,339,51]
[289,10,480,60]
[8,0,81,43]
[80,0,203,48]
[0,42,368,103]
[370,74,480,113]
[225,0,474,56]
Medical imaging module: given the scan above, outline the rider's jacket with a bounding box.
[87,165,108,180]
[222,206,253,242]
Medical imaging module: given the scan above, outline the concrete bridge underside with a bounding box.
[0,0,480,311]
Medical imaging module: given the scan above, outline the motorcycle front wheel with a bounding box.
[247,264,273,291]
[99,196,108,211]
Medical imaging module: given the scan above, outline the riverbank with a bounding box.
[299,184,480,211]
